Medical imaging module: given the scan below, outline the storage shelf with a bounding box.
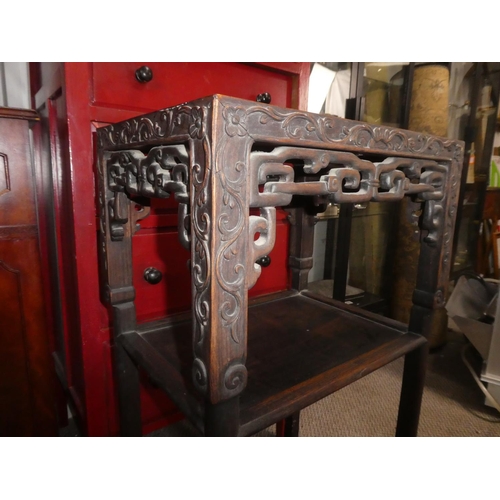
[122,290,425,436]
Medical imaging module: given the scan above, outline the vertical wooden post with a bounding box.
[190,98,253,435]
[396,343,428,437]
[96,151,142,436]
[287,206,316,291]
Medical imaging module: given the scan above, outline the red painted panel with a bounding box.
[64,63,112,436]
[132,207,290,321]
[92,62,292,112]
[133,230,192,323]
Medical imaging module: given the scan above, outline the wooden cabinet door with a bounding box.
[0,110,57,436]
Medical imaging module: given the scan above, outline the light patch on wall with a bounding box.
[0,62,30,109]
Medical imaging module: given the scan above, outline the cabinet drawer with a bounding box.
[132,213,290,322]
[133,230,191,323]
[92,62,293,112]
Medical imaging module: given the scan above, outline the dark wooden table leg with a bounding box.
[114,340,142,437]
[204,397,240,437]
[395,342,428,437]
[276,411,301,437]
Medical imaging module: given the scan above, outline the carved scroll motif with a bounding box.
[221,103,464,161]
[191,138,212,396]
[97,105,207,149]
[98,99,464,161]
[210,129,250,345]
[198,119,253,400]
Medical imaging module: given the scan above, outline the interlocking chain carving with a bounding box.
[248,207,276,289]
[104,145,190,248]
[250,147,443,206]
[249,147,447,249]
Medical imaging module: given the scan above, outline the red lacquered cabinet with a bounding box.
[30,62,310,436]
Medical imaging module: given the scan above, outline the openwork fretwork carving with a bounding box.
[104,145,190,247]
[248,207,276,289]
[249,147,447,249]
[250,147,443,206]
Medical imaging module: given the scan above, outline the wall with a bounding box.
[0,62,30,108]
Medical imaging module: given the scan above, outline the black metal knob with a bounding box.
[135,66,153,83]
[256,255,271,267]
[256,92,271,104]
[144,267,162,284]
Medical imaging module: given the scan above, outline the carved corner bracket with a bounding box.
[104,145,190,247]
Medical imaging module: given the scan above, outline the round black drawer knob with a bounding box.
[144,267,162,284]
[135,66,153,83]
[256,92,271,104]
[256,255,271,267]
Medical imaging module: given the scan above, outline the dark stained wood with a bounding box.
[96,95,464,437]
[395,343,428,437]
[0,111,57,436]
[114,291,426,436]
[112,304,142,437]
[286,206,316,291]
[121,329,205,433]
[281,412,301,437]
[205,398,240,437]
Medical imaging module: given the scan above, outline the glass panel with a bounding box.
[308,62,403,312]
[350,63,410,308]
[308,63,352,285]
[363,63,409,127]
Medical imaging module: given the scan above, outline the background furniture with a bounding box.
[97,95,464,436]
[0,107,58,436]
[452,63,500,279]
[30,62,310,436]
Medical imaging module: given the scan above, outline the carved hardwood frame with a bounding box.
[96,94,464,405]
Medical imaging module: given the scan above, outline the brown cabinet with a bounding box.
[0,108,58,436]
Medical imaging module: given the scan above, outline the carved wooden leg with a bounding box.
[395,342,428,437]
[204,397,240,437]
